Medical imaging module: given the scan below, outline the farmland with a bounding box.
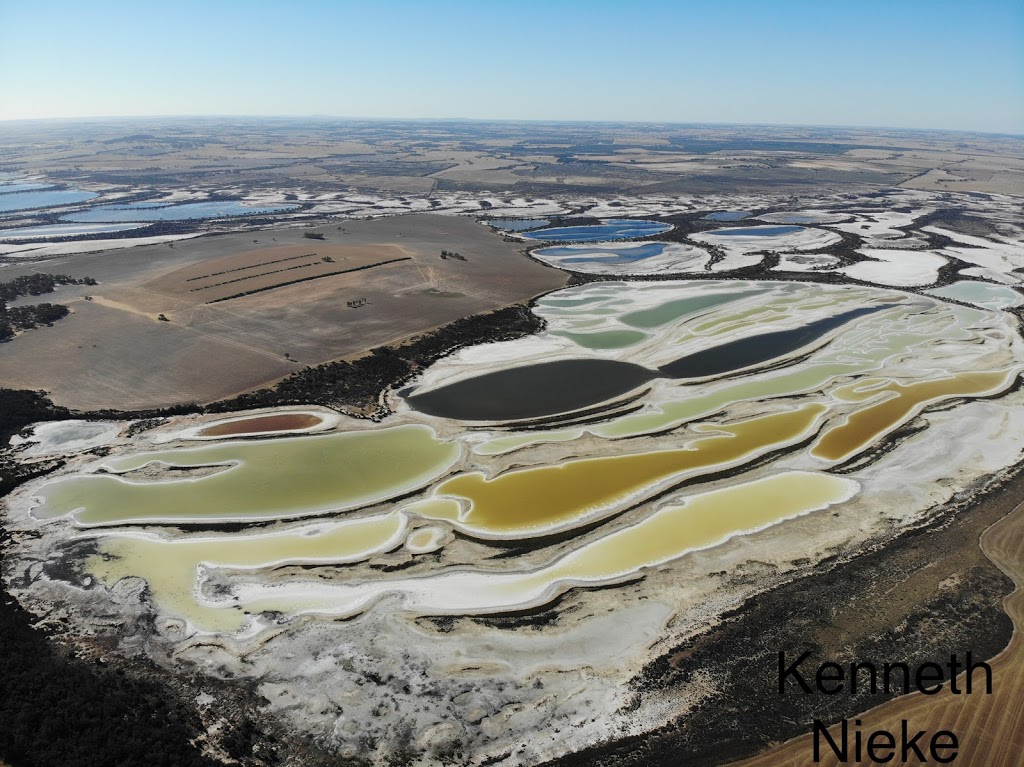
[0,214,565,409]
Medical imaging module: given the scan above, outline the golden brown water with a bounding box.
[812,370,1016,462]
[434,403,828,536]
[218,472,859,623]
[535,471,857,582]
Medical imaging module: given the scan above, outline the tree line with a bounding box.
[0,274,96,342]
[211,304,544,416]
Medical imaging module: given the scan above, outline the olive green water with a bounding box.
[34,425,461,525]
[220,472,859,623]
[553,329,648,349]
[432,404,828,536]
[35,279,1022,634]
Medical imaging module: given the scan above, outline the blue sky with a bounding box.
[1,0,1022,133]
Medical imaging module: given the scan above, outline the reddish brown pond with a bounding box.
[199,413,323,437]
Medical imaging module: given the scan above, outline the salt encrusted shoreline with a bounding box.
[3,188,1024,766]
[5,271,1024,766]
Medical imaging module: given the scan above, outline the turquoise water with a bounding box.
[0,189,98,214]
[63,200,299,223]
[926,281,1023,310]
[522,219,671,242]
[535,242,667,265]
[710,225,804,237]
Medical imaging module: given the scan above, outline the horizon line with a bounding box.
[1,114,1021,139]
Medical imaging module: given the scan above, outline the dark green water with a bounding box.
[407,306,884,421]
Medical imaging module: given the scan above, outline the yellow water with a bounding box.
[812,370,1017,462]
[431,404,828,536]
[405,526,448,553]
[86,511,407,632]
[521,471,857,584]
[217,472,859,622]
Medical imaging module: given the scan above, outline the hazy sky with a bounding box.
[2,0,1022,133]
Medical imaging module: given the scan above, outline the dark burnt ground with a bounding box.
[0,518,282,767]
[914,207,1012,240]
[1,487,359,767]
[540,468,1023,767]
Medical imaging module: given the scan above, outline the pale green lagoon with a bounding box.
[33,425,460,525]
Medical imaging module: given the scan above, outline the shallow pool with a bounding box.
[710,225,804,237]
[926,281,1023,310]
[521,219,671,242]
[0,189,98,214]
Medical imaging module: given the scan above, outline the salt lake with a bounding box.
[0,189,98,214]
[521,219,671,242]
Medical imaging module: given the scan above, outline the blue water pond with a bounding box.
[0,183,55,195]
[536,242,667,265]
[0,223,145,240]
[522,219,671,242]
[711,225,804,237]
[0,189,99,214]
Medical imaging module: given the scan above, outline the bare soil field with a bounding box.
[0,215,566,410]
[0,300,296,410]
[144,242,412,303]
[733,492,1024,767]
